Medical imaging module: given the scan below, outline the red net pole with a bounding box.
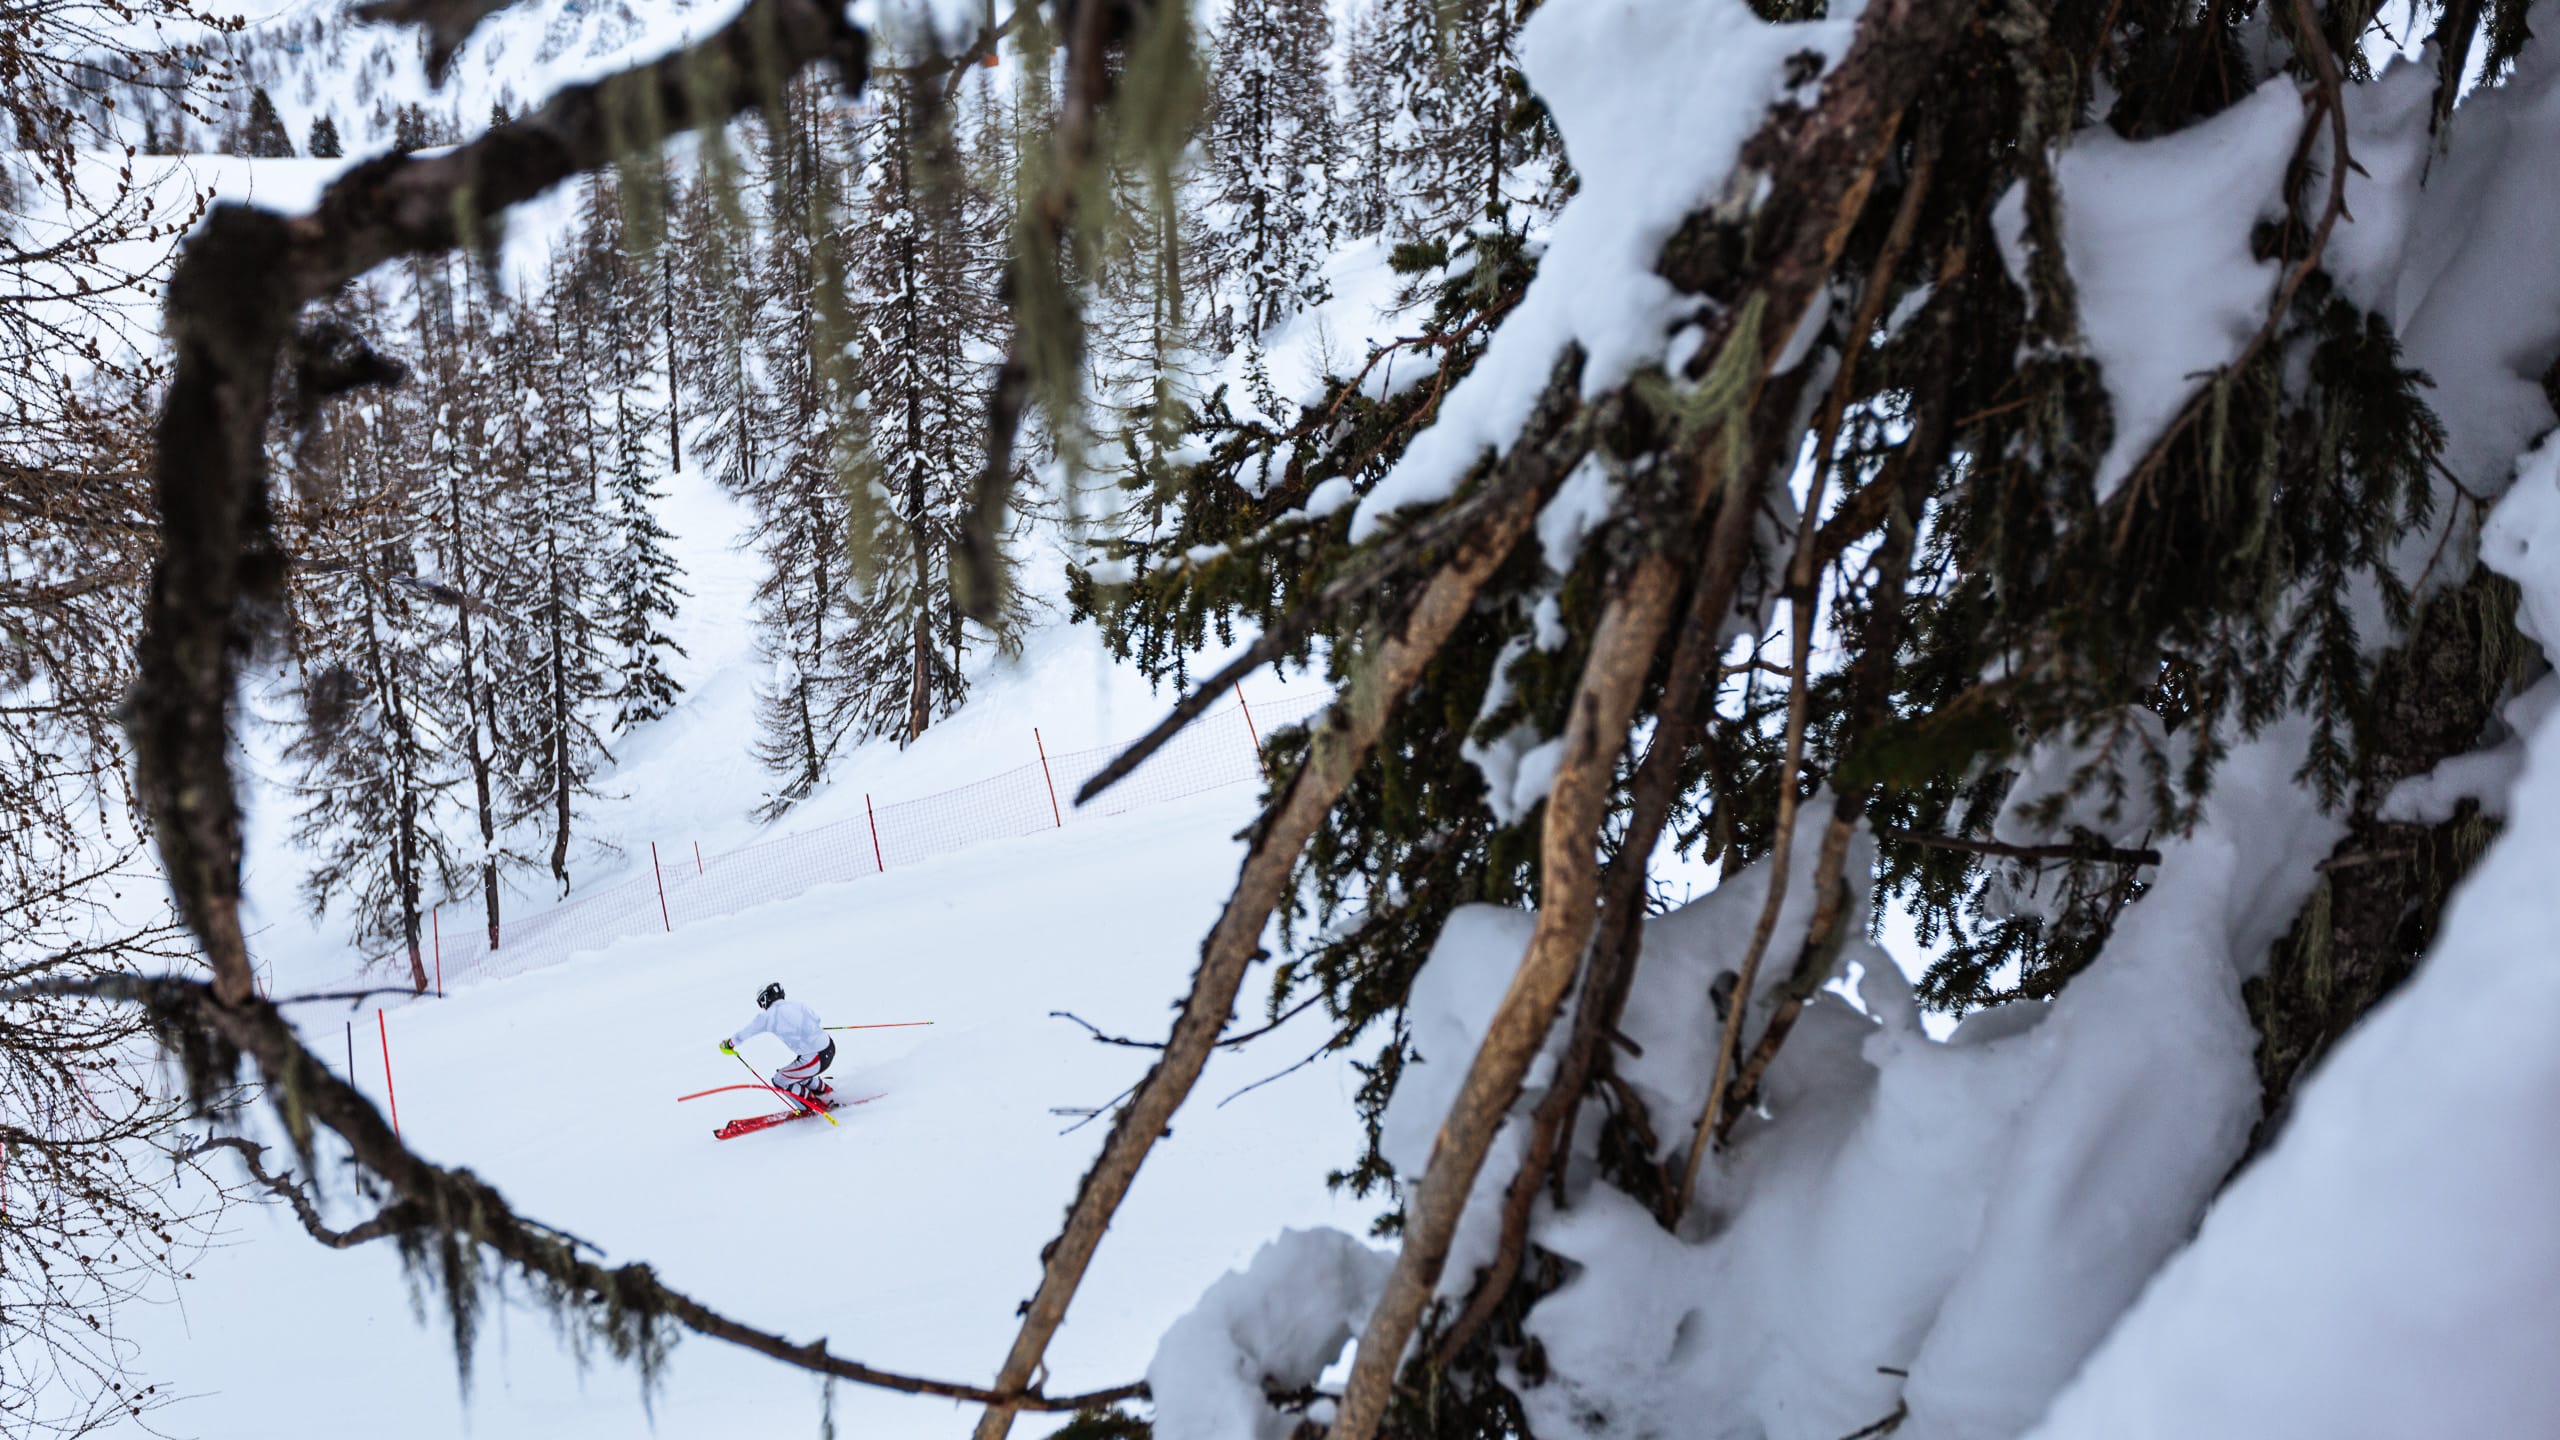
[1235,683,1263,752]
[866,793,885,871]
[1035,728,1062,827]
[378,1011,401,1139]
[694,841,704,875]
[432,905,443,998]
[651,842,671,932]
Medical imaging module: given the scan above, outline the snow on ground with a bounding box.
[113,784,1379,1439]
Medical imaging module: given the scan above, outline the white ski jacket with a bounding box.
[729,998,827,1057]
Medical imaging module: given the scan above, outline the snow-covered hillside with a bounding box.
[119,783,1382,1439]
[79,135,1394,1440]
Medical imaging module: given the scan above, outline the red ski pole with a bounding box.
[822,1021,935,1032]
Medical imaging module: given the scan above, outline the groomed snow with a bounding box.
[111,785,1381,1438]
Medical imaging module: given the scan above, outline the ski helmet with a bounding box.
[757,982,785,1010]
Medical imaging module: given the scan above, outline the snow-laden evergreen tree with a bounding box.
[276,291,455,989]
[233,84,295,156]
[574,173,691,733]
[1198,0,1339,350]
[1335,0,1397,240]
[1370,0,1548,241]
[307,112,341,157]
[486,286,616,895]
[717,89,864,814]
[838,61,1028,751]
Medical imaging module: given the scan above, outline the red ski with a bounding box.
[711,1092,882,1141]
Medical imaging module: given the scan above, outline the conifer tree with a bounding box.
[1335,0,1397,239]
[307,112,342,157]
[488,285,617,894]
[1373,0,1548,239]
[234,84,295,157]
[574,174,690,731]
[838,62,1025,749]
[722,90,862,814]
[413,257,523,948]
[1199,0,1339,347]
[276,290,455,987]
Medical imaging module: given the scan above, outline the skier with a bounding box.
[718,982,836,1104]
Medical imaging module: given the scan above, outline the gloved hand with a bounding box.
[717,1041,736,1056]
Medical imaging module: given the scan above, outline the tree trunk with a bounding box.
[444,464,503,951]
[359,580,430,994]
[546,532,573,896]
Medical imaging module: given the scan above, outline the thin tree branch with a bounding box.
[1213,1041,1328,1107]
[1840,1400,1910,1439]
[1871,824,2161,867]
[180,1136,421,1248]
[1074,453,1563,805]
[1050,990,1322,1051]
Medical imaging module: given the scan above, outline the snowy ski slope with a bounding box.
[116,784,1380,1438]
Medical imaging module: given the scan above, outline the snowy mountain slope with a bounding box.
[111,783,1381,1439]
[51,136,1394,1437]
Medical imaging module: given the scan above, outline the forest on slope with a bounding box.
[8,0,2560,1434]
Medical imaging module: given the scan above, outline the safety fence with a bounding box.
[346,685,1331,1008]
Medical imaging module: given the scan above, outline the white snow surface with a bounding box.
[2024,433,2560,1440]
[1147,1228,1393,1440]
[1377,740,2340,1440]
[2340,45,2560,501]
[1347,0,1856,541]
[110,781,1379,1439]
[1995,78,2304,502]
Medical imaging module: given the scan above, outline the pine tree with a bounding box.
[277,289,455,987]
[837,63,1025,751]
[413,257,523,950]
[1336,0,1397,239]
[308,112,342,157]
[715,92,862,815]
[1373,0,1550,241]
[235,85,295,157]
[1199,0,1339,347]
[574,173,690,732]
[487,284,616,895]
